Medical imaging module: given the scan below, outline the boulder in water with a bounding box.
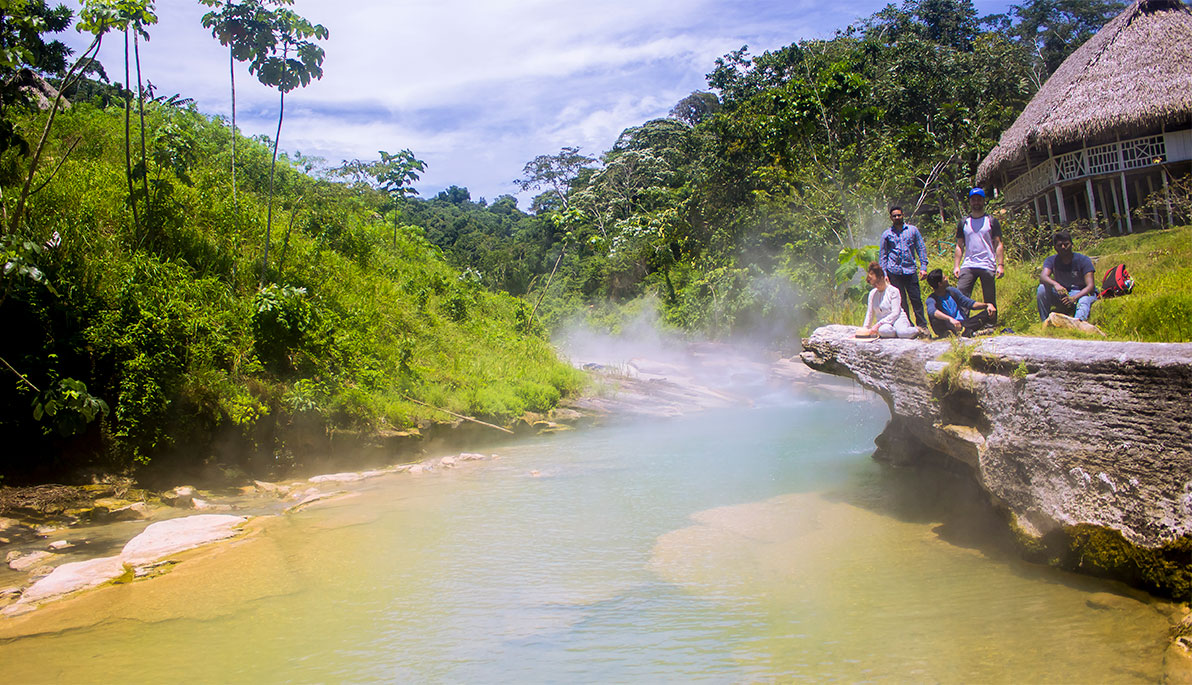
[120,514,246,567]
[8,550,55,572]
[162,486,197,508]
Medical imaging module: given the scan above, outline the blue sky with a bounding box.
[62,0,1013,206]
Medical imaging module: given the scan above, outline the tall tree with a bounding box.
[996,0,1125,88]
[112,0,156,238]
[249,5,327,285]
[8,0,112,234]
[514,146,594,213]
[372,148,426,245]
[200,0,279,220]
[668,91,721,127]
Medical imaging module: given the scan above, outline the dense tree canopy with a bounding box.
[405,0,1127,338]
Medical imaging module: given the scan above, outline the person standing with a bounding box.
[878,205,928,330]
[953,188,1004,320]
[1037,230,1097,322]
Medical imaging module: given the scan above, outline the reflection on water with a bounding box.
[0,395,1173,683]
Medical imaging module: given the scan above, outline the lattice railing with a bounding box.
[1001,135,1168,205]
[1121,135,1166,170]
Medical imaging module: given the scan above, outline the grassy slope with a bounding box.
[983,225,1192,342]
[878,225,1192,342]
[1,102,582,475]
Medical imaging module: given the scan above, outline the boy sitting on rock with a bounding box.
[924,268,997,337]
[1037,230,1097,323]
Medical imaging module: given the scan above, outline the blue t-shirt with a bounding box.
[1043,253,1095,290]
[926,286,976,320]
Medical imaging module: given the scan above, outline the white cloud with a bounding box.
[59,0,1012,206]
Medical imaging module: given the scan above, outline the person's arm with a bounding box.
[953,287,977,313]
[1039,262,1071,305]
[914,227,928,279]
[953,221,965,277]
[877,287,903,327]
[952,286,991,321]
[1040,268,1064,293]
[861,289,875,329]
[992,218,1005,278]
[1074,265,1095,300]
[928,297,961,332]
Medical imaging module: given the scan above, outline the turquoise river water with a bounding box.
[0,389,1175,682]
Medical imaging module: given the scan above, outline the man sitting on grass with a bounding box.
[924,268,997,338]
[1037,230,1097,323]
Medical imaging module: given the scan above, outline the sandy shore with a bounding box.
[0,350,862,621]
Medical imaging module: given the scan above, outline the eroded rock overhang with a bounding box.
[800,324,1192,552]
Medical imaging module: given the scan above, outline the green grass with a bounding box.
[0,102,585,476]
[916,225,1192,342]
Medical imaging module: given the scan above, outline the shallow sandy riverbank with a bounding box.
[1,351,859,621]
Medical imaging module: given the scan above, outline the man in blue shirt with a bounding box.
[878,205,928,330]
[1037,230,1097,322]
[925,268,997,337]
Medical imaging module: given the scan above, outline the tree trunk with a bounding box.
[8,34,103,235]
[262,87,284,286]
[123,30,140,237]
[230,47,238,219]
[134,31,149,228]
[528,241,567,329]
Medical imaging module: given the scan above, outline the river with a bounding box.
[0,367,1174,682]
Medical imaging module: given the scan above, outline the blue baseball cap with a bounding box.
[969,187,986,198]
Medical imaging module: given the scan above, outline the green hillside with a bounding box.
[0,101,581,481]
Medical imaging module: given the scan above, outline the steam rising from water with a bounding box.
[551,297,814,404]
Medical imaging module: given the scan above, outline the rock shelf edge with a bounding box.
[801,324,1192,601]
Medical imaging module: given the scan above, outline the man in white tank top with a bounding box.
[952,188,1004,322]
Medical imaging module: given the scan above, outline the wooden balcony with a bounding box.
[1002,129,1192,206]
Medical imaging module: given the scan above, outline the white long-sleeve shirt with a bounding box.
[863,285,910,329]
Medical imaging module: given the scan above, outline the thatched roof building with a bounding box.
[976,0,1192,232]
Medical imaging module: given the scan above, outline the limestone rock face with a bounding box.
[800,325,1192,550]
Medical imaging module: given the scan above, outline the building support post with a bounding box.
[1146,175,1158,227]
[1115,136,1134,233]
[1119,172,1134,233]
[1085,178,1098,230]
[1110,179,1123,233]
[1055,186,1068,223]
[1045,190,1056,225]
[1033,196,1042,226]
[1163,167,1174,227]
[1097,182,1112,234]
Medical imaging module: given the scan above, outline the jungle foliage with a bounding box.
[0,0,1145,479]
[407,0,1130,342]
[0,2,581,481]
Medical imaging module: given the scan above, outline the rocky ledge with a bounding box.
[801,325,1192,599]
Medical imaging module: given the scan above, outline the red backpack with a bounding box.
[1100,263,1133,298]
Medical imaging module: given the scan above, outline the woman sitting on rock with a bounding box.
[857,262,918,339]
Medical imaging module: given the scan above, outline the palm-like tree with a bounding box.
[200,0,279,220]
[249,6,327,285]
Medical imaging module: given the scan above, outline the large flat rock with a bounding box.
[801,325,1192,553]
[4,514,247,614]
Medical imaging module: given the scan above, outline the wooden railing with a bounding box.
[1003,134,1169,204]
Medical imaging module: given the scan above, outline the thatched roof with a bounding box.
[976,0,1192,186]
